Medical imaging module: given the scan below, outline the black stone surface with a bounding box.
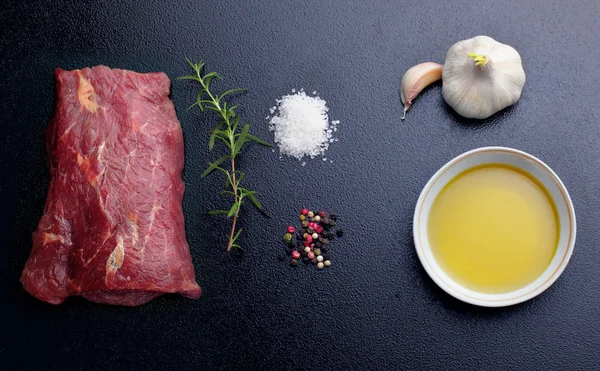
[2,0,600,369]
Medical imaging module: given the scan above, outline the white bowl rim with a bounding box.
[413,146,577,307]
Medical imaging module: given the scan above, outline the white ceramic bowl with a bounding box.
[413,147,576,307]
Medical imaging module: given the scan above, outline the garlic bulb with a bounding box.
[442,35,526,119]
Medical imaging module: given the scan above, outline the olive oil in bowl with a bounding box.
[427,164,559,294]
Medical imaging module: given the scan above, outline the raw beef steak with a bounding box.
[20,66,201,306]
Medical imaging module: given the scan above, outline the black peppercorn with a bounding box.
[330,213,337,221]
[290,259,299,266]
[336,229,343,237]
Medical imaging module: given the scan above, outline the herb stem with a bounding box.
[227,156,238,251]
[182,58,272,251]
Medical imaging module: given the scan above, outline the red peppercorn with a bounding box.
[303,241,310,247]
[287,226,295,234]
[316,226,323,234]
[301,208,309,215]
[291,250,300,259]
[319,211,326,218]
[308,251,315,259]
[305,235,313,243]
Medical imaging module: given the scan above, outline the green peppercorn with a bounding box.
[283,233,292,242]
[299,215,306,221]
[302,221,309,228]
[314,248,321,256]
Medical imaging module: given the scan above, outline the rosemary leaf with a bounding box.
[231,228,243,244]
[248,193,264,211]
[219,88,246,102]
[246,134,273,147]
[202,155,230,177]
[227,202,241,217]
[233,124,250,158]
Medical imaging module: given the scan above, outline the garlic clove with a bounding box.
[400,62,443,119]
[442,36,526,119]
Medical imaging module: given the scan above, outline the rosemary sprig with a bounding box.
[180,59,272,251]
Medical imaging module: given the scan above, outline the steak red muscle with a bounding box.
[20,66,201,306]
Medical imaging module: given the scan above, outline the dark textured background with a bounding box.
[1,0,600,369]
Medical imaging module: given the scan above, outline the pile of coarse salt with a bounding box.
[267,89,339,165]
